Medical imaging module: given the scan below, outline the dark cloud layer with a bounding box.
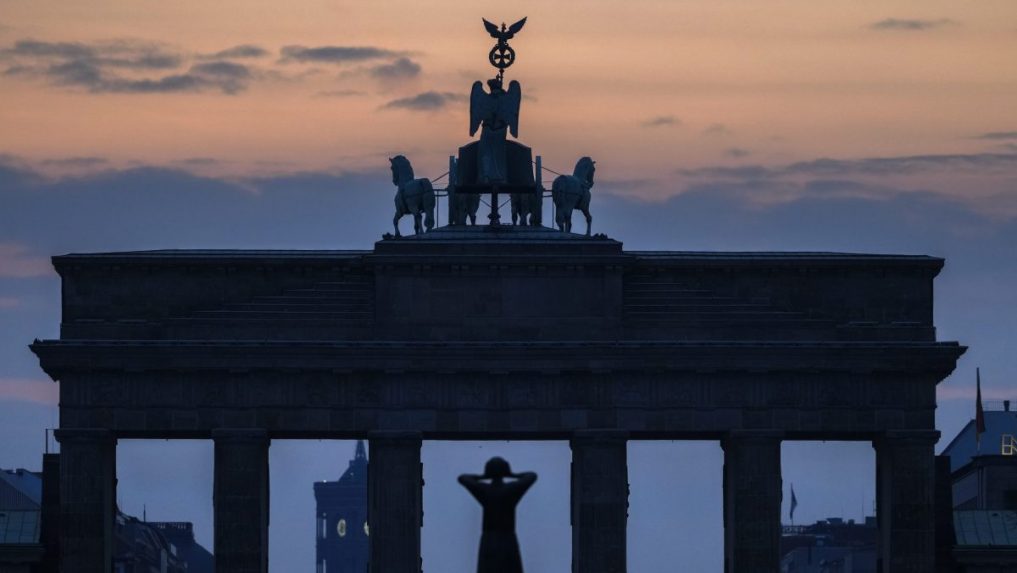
[6,39,182,69]
[39,157,108,168]
[280,45,400,64]
[976,131,1017,141]
[315,89,367,98]
[870,18,957,31]
[382,91,466,111]
[369,57,421,80]
[3,38,422,96]
[200,44,269,60]
[680,152,1017,179]
[1,38,257,94]
[641,115,681,128]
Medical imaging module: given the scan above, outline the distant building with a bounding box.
[148,522,213,573]
[2,460,212,573]
[314,441,369,573]
[113,511,187,573]
[941,400,1017,510]
[939,399,1017,571]
[780,517,878,573]
[0,468,45,573]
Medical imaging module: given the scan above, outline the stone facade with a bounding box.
[31,226,965,572]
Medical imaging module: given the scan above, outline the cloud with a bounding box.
[6,38,182,69]
[368,57,421,80]
[680,152,1017,179]
[315,89,366,98]
[937,385,1015,402]
[0,378,58,406]
[280,45,400,64]
[2,38,256,94]
[641,115,681,128]
[976,131,1017,141]
[0,296,21,309]
[870,18,957,31]
[174,157,221,166]
[702,123,731,136]
[381,91,466,111]
[39,156,107,168]
[0,243,52,278]
[725,148,750,159]
[200,44,269,60]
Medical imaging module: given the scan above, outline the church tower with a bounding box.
[314,441,368,573]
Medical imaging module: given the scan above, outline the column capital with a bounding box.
[54,428,115,443]
[211,428,268,442]
[571,429,629,442]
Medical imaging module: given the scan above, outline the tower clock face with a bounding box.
[337,518,347,537]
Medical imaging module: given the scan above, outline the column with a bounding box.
[874,430,939,573]
[54,428,116,573]
[722,430,783,573]
[571,430,629,573]
[368,431,423,573]
[213,429,269,573]
[40,452,61,573]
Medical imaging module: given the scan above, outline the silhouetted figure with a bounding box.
[458,457,537,573]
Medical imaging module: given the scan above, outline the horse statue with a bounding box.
[511,189,541,226]
[445,157,479,226]
[449,187,481,226]
[551,157,595,235]
[390,155,435,236]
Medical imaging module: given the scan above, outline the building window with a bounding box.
[1002,434,1016,456]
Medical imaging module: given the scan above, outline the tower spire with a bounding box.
[354,439,367,461]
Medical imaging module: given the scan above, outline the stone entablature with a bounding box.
[50,227,941,343]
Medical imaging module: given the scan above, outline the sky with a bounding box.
[1,0,1016,571]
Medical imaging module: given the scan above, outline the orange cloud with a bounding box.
[0,377,58,406]
[938,385,1014,402]
[0,243,52,278]
[0,297,21,309]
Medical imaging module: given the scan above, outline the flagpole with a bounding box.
[790,483,797,526]
[976,367,986,454]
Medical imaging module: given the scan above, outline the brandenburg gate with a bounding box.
[29,17,963,573]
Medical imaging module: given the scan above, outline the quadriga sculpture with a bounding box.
[390,155,436,236]
[450,188,481,226]
[552,157,595,235]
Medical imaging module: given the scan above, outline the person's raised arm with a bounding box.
[458,473,485,501]
[509,471,537,495]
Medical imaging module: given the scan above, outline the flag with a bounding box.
[976,367,986,451]
[790,483,798,524]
